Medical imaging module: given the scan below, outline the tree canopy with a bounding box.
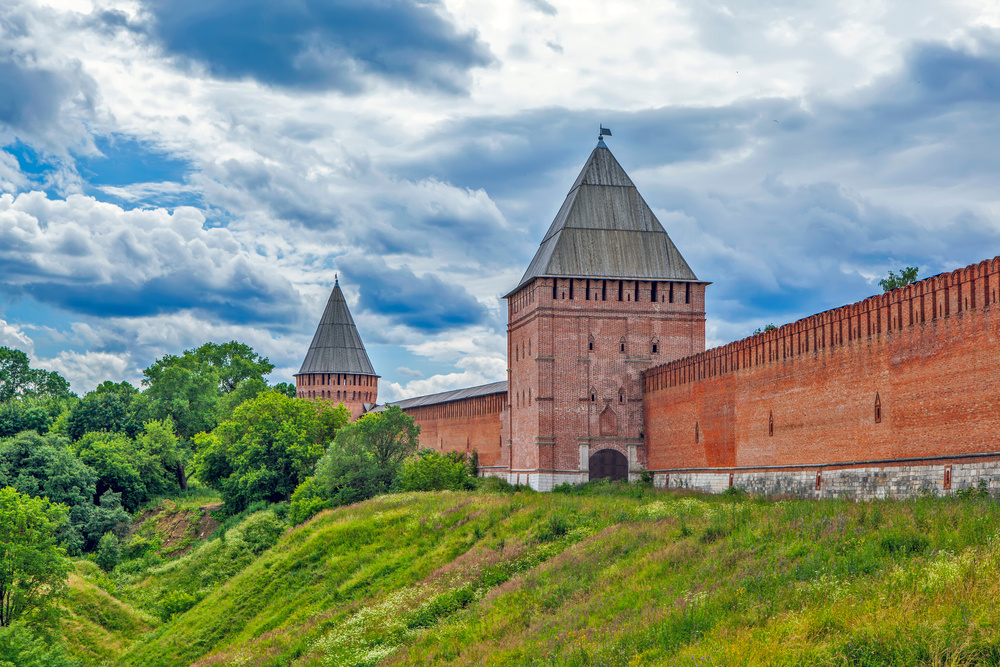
[0,486,71,628]
[0,348,72,404]
[879,266,919,292]
[194,391,349,512]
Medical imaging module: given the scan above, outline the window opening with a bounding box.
[875,393,882,423]
[768,411,774,437]
[552,279,558,300]
[944,465,952,490]
[652,343,659,354]
[685,282,691,304]
[669,282,674,303]
[569,280,574,300]
[585,279,590,300]
[602,280,607,301]
[651,281,658,302]
[620,338,626,353]
[618,281,623,301]
[695,422,699,443]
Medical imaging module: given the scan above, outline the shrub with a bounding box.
[237,512,285,555]
[159,590,200,622]
[398,450,474,492]
[95,532,121,572]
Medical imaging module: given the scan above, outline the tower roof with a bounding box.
[297,279,377,376]
[511,141,698,293]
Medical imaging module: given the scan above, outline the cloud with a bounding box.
[0,318,34,353]
[522,0,558,16]
[339,256,489,332]
[0,191,302,325]
[145,0,494,94]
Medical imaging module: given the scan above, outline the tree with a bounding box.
[0,348,72,403]
[135,420,183,499]
[190,341,275,394]
[73,432,147,513]
[879,266,919,292]
[290,406,420,522]
[0,487,71,628]
[66,385,138,440]
[195,391,348,512]
[0,433,128,554]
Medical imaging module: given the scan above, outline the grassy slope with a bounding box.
[103,486,1000,667]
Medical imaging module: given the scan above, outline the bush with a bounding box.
[237,512,285,555]
[158,590,200,622]
[95,532,121,572]
[398,450,475,492]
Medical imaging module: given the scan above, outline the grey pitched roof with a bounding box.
[512,141,698,293]
[297,280,377,376]
[387,381,507,410]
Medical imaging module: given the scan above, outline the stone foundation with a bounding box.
[654,457,1000,500]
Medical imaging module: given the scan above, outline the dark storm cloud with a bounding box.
[144,0,494,93]
[339,257,488,332]
[19,269,300,325]
[0,192,304,329]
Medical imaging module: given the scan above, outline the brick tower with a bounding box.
[504,137,708,490]
[295,277,379,420]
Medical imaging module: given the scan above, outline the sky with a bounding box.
[1,0,999,401]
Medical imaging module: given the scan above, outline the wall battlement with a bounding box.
[645,256,1000,394]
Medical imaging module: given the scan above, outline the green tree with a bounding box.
[0,433,128,554]
[94,532,120,573]
[215,378,269,422]
[66,387,138,441]
[73,432,147,513]
[190,341,275,393]
[272,382,297,398]
[291,406,420,522]
[196,391,348,512]
[0,487,71,628]
[879,266,919,292]
[135,420,183,499]
[0,348,72,403]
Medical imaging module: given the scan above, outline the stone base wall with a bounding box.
[655,458,1000,500]
[507,471,585,491]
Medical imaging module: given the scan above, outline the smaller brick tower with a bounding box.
[295,277,379,420]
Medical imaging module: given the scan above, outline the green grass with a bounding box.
[57,483,1000,666]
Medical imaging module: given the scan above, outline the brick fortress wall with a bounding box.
[507,275,706,490]
[643,257,1000,497]
[400,391,507,470]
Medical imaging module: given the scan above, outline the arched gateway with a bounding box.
[589,449,628,481]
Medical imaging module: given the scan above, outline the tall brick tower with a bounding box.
[295,277,379,420]
[504,137,708,490]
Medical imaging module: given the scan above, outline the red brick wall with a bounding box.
[295,372,378,421]
[400,391,507,467]
[508,276,707,478]
[644,257,1000,470]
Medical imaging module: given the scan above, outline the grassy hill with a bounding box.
[64,483,1000,666]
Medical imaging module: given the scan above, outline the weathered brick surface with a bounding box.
[295,372,378,421]
[644,257,1000,473]
[508,277,706,488]
[402,391,507,468]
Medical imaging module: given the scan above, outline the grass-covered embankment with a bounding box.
[101,483,1000,667]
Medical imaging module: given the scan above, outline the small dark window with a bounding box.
[768,411,774,437]
[652,343,658,354]
[669,282,674,303]
[875,393,882,423]
[944,465,952,490]
[695,422,699,443]
[569,280,574,299]
[618,281,623,301]
[552,279,558,299]
[651,282,658,302]
[586,279,590,300]
[815,471,822,490]
[685,282,691,304]
[591,393,595,402]
[619,392,624,403]
[620,343,625,352]
[588,341,594,351]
